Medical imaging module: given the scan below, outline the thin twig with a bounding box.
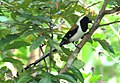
[104,7,120,14]
[103,18,120,39]
[99,21,120,27]
[39,45,48,73]
[49,12,53,72]
[87,1,101,8]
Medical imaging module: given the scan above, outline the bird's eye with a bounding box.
[69,34,71,36]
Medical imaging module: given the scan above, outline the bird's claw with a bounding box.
[74,44,80,49]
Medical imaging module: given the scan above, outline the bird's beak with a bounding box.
[89,20,92,23]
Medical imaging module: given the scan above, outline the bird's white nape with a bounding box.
[76,16,84,25]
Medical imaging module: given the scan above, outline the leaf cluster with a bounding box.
[0,0,120,83]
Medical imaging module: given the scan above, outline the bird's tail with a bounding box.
[24,48,57,70]
[17,48,57,76]
[59,40,69,47]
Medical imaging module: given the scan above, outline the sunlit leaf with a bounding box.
[14,46,28,59]
[72,60,85,69]
[82,43,93,62]
[74,5,87,13]
[1,0,120,82]
[94,38,115,54]
[0,16,8,22]
[89,75,101,83]
[0,28,8,32]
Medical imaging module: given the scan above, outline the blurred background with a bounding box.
[0,0,120,83]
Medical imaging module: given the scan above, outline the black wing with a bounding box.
[59,26,79,46]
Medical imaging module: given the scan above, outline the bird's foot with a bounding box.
[74,44,80,49]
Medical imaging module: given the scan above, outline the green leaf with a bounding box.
[94,38,115,54]
[72,60,85,69]
[108,0,120,6]
[3,57,23,69]
[17,75,32,83]
[0,26,7,30]
[74,5,87,13]
[22,28,50,38]
[30,36,45,51]
[69,66,84,83]
[116,0,120,6]
[5,41,30,50]
[22,29,40,37]
[22,0,32,10]
[0,16,8,22]
[47,37,62,53]
[63,72,77,81]
[61,47,73,56]
[0,34,19,49]
[3,57,22,64]
[56,74,76,83]
[65,14,79,25]
[14,47,28,62]
[39,73,59,83]
[39,77,52,83]
[89,75,101,83]
[82,43,93,62]
[11,12,16,20]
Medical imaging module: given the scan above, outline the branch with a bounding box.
[99,20,120,27]
[22,1,120,73]
[39,46,49,73]
[59,1,120,74]
[59,0,109,74]
[87,1,101,8]
[104,7,120,14]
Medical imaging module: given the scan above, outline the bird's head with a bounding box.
[81,16,92,24]
[79,16,92,32]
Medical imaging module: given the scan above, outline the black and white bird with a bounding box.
[24,16,92,70]
[59,16,92,47]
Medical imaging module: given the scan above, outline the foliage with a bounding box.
[0,0,120,83]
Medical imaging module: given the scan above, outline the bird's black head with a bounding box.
[80,16,92,32]
[81,16,92,23]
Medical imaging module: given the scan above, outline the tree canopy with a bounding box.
[0,0,120,83]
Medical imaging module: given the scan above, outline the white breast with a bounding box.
[69,25,84,42]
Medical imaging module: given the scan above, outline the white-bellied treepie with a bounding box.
[59,16,92,46]
[24,16,92,70]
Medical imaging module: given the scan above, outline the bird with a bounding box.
[24,16,92,70]
[59,16,92,47]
